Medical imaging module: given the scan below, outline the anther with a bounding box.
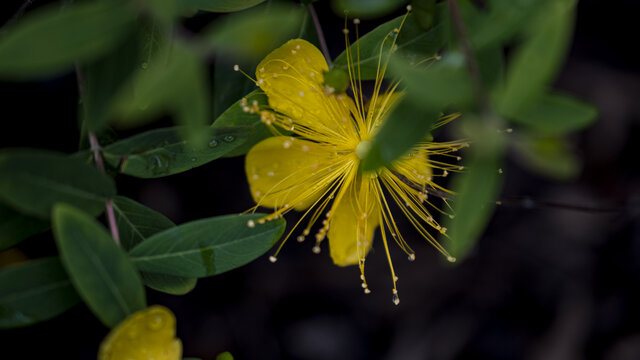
[447,256,456,263]
[353,18,360,24]
[364,288,371,294]
[361,283,367,288]
[247,220,255,228]
[498,168,503,174]
[233,64,239,71]
[269,256,277,263]
[406,4,412,11]
[408,254,416,261]
[312,245,321,254]
[342,28,349,35]
[297,235,305,242]
[258,219,266,224]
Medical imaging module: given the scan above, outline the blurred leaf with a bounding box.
[332,0,405,19]
[53,204,146,328]
[497,0,576,116]
[476,45,504,90]
[212,91,272,157]
[184,0,267,12]
[0,203,49,251]
[297,6,321,48]
[333,4,447,80]
[444,123,504,260]
[82,29,141,132]
[216,352,234,360]
[323,68,349,93]
[360,98,439,172]
[141,272,197,296]
[0,257,80,328]
[411,0,437,30]
[212,58,256,119]
[113,196,175,251]
[112,196,197,295]
[129,214,285,278]
[509,92,598,135]
[512,134,580,180]
[0,149,116,219]
[112,43,210,146]
[102,126,249,178]
[202,4,303,61]
[0,0,135,79]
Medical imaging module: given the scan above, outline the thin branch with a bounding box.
[307,3,332,67]
[1,0,34,32]
[497,196,624,214]
[76,66,121,245]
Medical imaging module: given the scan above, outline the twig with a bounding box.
[307,3,332,67]
[76,66,121,245]
[497,196,624,214]
[1,0,34,32]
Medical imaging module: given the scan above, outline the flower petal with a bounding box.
[256,39,357,145]
[328,178,380,266]
[98,306,181,360]
[246,136,344,210]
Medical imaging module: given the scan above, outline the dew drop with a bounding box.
[148,154,170,175]
[208,139,219,148]
[141,62,149,69]
[223,135,235,143]
[147,315,164,331]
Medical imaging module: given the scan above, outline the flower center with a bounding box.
[355,140,372,160]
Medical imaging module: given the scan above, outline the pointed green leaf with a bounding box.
[141,272,197,296]
[512,134,580,180]
[332,0,404,19]
[130,214,285,278]
[0,0,135,79]
[0,203,49,251]
[102,126,249,178]
[0,149,116,219]
[508,92,598,135]
[212,91,271,157]
[0,257,80,328]
[53,204,146,328]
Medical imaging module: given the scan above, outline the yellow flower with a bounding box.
[242,22,465,304]
[98,306,182,360]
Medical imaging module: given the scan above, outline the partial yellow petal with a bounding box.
[328,177,380,266]
[246,136,346,210]
[256,39,358,145]
[98,306,181,360]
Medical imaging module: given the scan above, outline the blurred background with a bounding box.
[1,0,639,359]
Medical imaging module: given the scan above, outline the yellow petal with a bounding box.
[328,178,380,266]
[98,306,182,360]
[255,39,357,145]
[246,136,344,210]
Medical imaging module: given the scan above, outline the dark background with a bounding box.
[1,0,639,359]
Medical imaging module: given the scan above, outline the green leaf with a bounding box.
[184,0,267,12]
[130,214,285,278]
[0,257,80,328]
[141,272,197,296]
[212,58,257,119]
[0,149,116,219]
[102,126,249,178]
[444,123,504,260]
[0,0,135,79]
[497,0,576,116]
[0,203,49,251]
[212,91,271,157]
[512,134,580,180]
[508,92,598,135]
[112,196,197,295]
[202,4,304,61]
[53,204,146,328]
[112,43,210,146]
[360,98,439,172]
[332,0,405,19]
[411,0,437,30]
[333,4,447,80]
[216,352,234,360]
[113,196,175,251]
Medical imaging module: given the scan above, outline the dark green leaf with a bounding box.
[113,196,175,251]
[444,123,504,260]
[332,0,405,19]
[216,352,234,360]
[411,0,437,30]
[497,0,576,116]
[0,257,80,328]
[333,4,447,80]
[212,58,256,119]
[512,134,580,180]
[0,203,49,251]
[102,126,249,178]
[130,214,285,278]
[0,0,135,79]
[53,204,146,328]
[202,4,304,61]
[0,149,116,219]
[508,92,598,135]
[212,91,271,157]
[323,68,349,93]
[184,0,267,12]
[141,272,197,295]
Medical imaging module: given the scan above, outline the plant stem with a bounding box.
[307,3,332,67]
[89,133,121,245]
